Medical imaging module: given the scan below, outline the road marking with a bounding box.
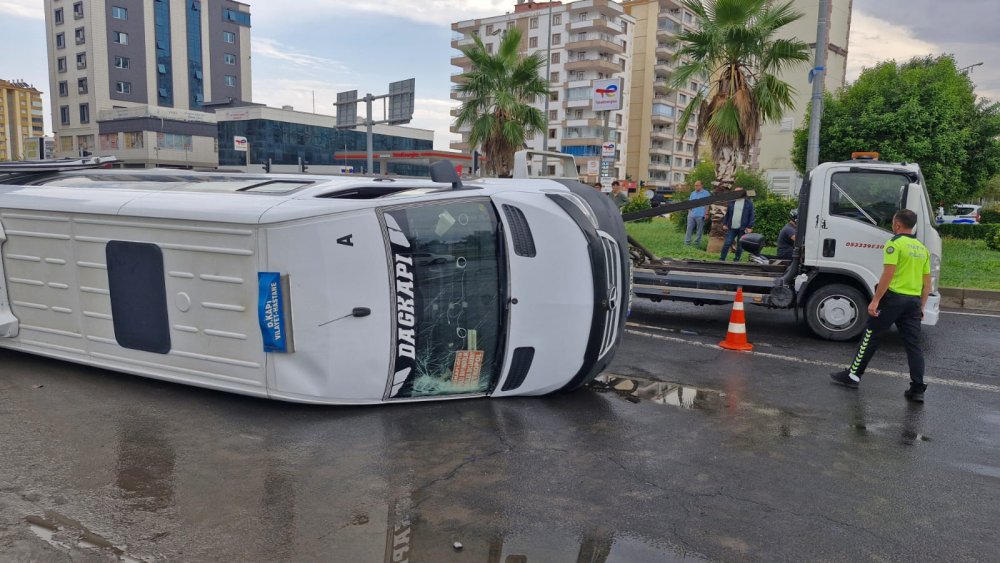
[941,310,1000,319]
[625,322,1000,394]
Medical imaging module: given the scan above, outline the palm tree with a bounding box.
[454,28,549,178]
[672,0,810,191]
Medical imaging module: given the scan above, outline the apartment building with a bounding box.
[755,0,852,195]
[622,0,703,191]
[451,0,634,181]
[0,80,46,161]
[43,0,252,167]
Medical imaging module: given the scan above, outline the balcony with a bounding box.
[655,43,679,59]
[450,140,470,152]
[650,129,672,140]
[648,161,671,172]
[656,20,682,40]
[568,0,624,17]
[651,112,674,125]
[566,118,604,128]
[450,71,469,84]
[565,33,625,54]
[654,79,672,95]
[566,97,591,108]
[655,59,675,74]
[649,144,671,155]
[451,36,475,49]
[452,19,477,31]
[450,54,470,67]
[562,137,604,147]
[567,16,620,34]
[564,57,621,75]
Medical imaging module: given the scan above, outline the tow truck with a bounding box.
[515,151,942,341]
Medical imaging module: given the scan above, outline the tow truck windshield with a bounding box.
[382,199,505,399]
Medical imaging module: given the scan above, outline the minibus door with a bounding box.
[0,219,19,337]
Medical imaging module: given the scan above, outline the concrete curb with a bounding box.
[940,287,1000,312]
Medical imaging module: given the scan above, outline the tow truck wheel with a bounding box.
[805,283,868,341]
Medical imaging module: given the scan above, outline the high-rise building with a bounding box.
[0,79,45,161]
[451,0,634,182]
[755,0,852,194]
[43,0,253,167]
[623,0,703,191]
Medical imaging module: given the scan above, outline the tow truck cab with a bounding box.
[794,158,941,338]
[629,155,941,342]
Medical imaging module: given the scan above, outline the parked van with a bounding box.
[0,159,629,404]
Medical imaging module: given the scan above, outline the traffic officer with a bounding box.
[830,209,931,402]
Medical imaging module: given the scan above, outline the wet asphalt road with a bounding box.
[1,302,999,562]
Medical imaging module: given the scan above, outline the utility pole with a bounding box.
[365,93,374,175]
[541,1,554,173]
[805,0,830,172]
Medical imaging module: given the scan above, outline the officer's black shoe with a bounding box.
[829,370,859,389]
[904,387,925,403]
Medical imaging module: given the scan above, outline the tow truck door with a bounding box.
[816,165,914,290]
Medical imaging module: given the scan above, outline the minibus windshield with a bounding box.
[382,199,505,399]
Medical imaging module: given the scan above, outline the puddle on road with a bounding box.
[847,401,933,445]
[589,373,806,439]
[25,511,145,563]
[592,373,799,418]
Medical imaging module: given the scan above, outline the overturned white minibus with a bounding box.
[0,160,628,404]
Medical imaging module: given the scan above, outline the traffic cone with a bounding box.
[719,287,753,351]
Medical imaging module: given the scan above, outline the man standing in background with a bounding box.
[610,181,629,209]
[720,187,755,261]
[684,181,710,246]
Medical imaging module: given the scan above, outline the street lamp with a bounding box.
[959,62,984,75]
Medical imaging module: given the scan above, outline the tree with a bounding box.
[672,0,810,191]
[792,55,1000,205]
[977,174,1000,204]
[454,28,549,178]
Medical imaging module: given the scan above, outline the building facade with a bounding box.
[215,105,436,176]
[0,80,46,161]
[451,0,634,182]
[43,0,252,167]
[754,0,852,195]
[623,0,704,191]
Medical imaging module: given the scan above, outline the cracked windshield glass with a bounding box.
[383,199,504,399]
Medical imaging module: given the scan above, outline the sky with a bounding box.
[1,0,997,150]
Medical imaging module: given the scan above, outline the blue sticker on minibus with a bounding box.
[258,272,287,353]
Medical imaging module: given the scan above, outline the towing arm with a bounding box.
[622,189,754,261]
[621,189,754,223]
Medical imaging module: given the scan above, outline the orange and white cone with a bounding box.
[719,287,753,351]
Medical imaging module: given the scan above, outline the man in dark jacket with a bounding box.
[720,187,755,261]
[776,209,798,260]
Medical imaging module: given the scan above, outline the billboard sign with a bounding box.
[388,78,415,125]
[602,142,616,158]
[592,78,623,112]
[336,90,358,127]
[233,136,248,151]
[23,137,41,160]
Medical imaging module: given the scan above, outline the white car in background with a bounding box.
[937,204,981,224]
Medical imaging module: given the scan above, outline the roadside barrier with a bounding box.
[719,287,754,351]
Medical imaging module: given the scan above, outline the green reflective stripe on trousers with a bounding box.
[851,329,873,375]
